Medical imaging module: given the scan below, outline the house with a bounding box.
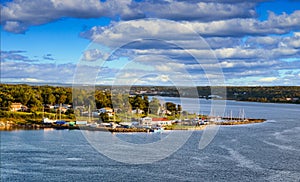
[53,104,69,113]
[140,117,152,126]
[152,118,172,126]
[43,104,54,112]
[140,117,172,127]
[159,109,172,115]
[99,107,113,113]
[132,108,144,114]
[54,104,71,109]
[98,107,114,117]
[10,103,22,112]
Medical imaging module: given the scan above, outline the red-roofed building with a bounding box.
[152,118,172,126]
[140,117,172,126]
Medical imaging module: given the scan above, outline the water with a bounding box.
[1,99,300,181]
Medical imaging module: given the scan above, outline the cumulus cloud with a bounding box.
[1,0,299,85]
[80,19,300,64]
[1,0,106,33]
[246,32,300,49]
[82,49,107,62]
[2,21,27,34]
[135,1,257,21]
[78,17,300,85]
[0,0,260,33]
[81,11,300,44]
[188,10,300,37]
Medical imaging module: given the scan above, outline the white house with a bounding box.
[140,117,172,127]
[152,118,172,126]
[132,108,144,114]
[140,117,152,126]
[10,103,22,112]
[98,107,114,117]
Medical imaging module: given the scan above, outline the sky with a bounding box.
[1,0,300,86]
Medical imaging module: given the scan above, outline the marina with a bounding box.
[1,100,299,181]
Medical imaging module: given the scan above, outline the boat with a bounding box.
[152,126,164,133]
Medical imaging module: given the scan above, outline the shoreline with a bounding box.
[0,118,265,132]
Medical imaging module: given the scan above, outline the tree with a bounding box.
[100,113,110,122]
[27,96,43,112]
[59,94,67,104]
[48,94,56,105]
[130,95,146,111]
[0,92,13,111]
[112,94,124,112]
[166,102,176,112]
[149,97,160,115]
[177,104,182,112]
[143,95,149,114]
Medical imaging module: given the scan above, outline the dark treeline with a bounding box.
[1,84,299,114]
[0,84,72,112]
[0,84,181,116]
[225,86,300,104]
[126,85,300,104]
[110,85,300,104]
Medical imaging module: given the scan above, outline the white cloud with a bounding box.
[188,10,300,37]
[258,77,278,83]
[82,49,106,62]
[246,32,300,49]
[77,17,300,85]
[139,1,257,21]
[3,21,27,34]
[81,11,300,46]
[2,0,300,86]
[1,0,259,33]
[0,61,76,83]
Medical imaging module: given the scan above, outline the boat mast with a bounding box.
[59,103,62,120]
[88,104,91,123]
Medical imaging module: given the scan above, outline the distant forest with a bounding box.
[125,85,300,104]
[0,84,299,113]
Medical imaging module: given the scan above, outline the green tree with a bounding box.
[48,94,56,105]
[100,113,110,122]
[177,104,182,112]
[0,92,13,110]
[112,93,124,112]
[149,97,160,115]
[166,102,176,112]
[59,94,67,104]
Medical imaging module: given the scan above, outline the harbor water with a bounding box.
[1,99,300,181]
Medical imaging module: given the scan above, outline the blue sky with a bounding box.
[1,0,300,86]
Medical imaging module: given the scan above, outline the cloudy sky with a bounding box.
[1,0,300,86]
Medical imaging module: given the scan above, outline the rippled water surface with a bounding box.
[1,100,300,181]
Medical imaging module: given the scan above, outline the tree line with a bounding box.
[0,84,182,117]
[1,84,298,114]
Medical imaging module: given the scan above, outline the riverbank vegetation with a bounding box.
[0,84,298,126]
